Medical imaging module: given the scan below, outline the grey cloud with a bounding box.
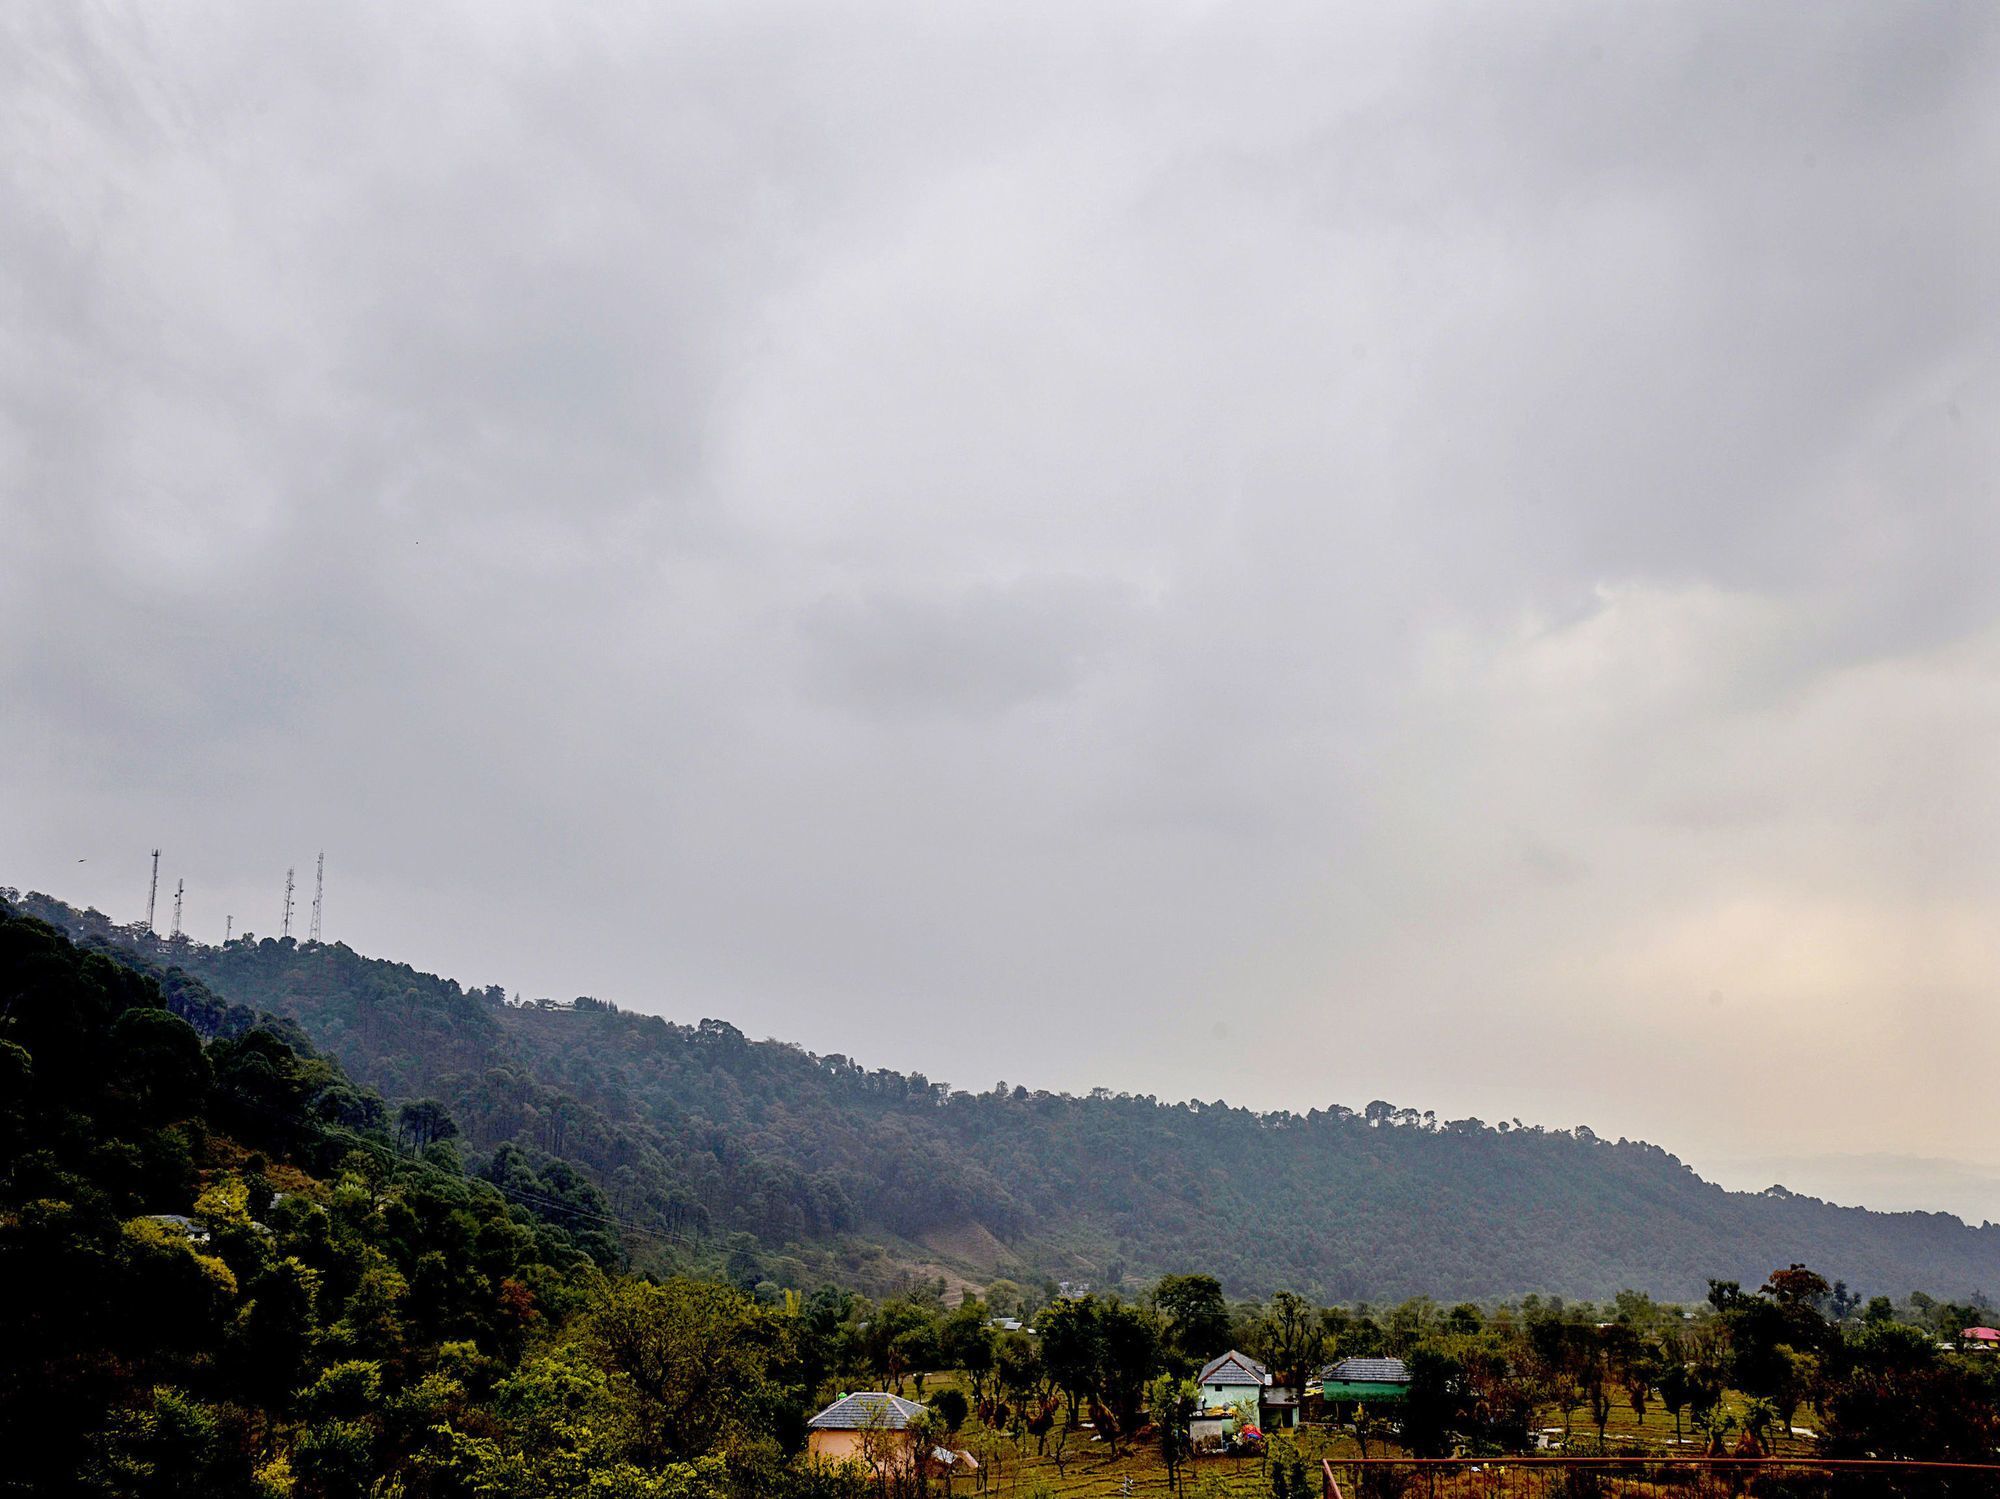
[4,0,1999,1214]
[797,579,1135,718]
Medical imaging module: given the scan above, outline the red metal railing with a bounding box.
[1322,1456,2000,1499]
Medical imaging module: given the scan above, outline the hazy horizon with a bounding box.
[6,5,1998,1227]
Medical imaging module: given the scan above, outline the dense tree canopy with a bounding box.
[0,906,865,1497]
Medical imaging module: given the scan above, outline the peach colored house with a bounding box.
[806,1392,926,1471]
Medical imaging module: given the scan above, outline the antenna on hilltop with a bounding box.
[145,850,161,934]
[282,868,296,939]
[309,851,324,942]
[171,879,184,940]
[225,914,233,943]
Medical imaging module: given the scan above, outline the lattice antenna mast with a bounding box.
[145,849,161,933]
[170,879,184,939]
[225,915,233,943]
[309,851,325,942]
[282,868,296,938]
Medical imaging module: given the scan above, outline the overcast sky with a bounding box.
[5,2,1998,1221]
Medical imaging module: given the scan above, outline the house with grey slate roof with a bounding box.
[1315,1356,1412,1404]
[806,1392,928,1469]
[1196,1349,1266,1409]
[1195,1348,1301,1430]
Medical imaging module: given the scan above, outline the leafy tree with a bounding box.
[1035,1297,1100,1424]
[929,1387,968,1437]
[1146,1374,1198,1493]
[231,1255,320,1401]
[1155,1274,1231,1370]
[1690,1402,1736,1456]
[1258,1290,1326,1392]
[1741,1398,1779,1454]
[939,1299,996,1403]
[94,1386,248,1499]
[1398,1348,1465,1457]
[1658,1361,1691,1445]
[109,1007,210,1124]
[1770,1345,1816,1434]
[584,1277,783,1467]
[996,1331,1047,1409]
[1443,1302,1483,1336]
[1619,1345,1657,1426]
[892,1324,941,1394]
[1586,1361,1612,1449]
[1094,1298,1163,1450]
[1762,1264,1832,1313]
[1820,1320,2000,1460]
[865,1298,937,1395]
[395,1098,458,1153]
[293,1417,377,1499]
[1265,1442,1315,1499]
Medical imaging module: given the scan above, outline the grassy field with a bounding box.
[930,1422,1337,1498]
[904,1374,1824,1498]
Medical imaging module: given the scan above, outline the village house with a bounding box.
[1195,1348,1300,1432]
[805,1392,926,1471]
[1315,1356,1412,1406]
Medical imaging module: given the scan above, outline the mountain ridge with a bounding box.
[9,884,1996,1305]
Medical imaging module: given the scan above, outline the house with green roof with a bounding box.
[1315,1356,1411,1405]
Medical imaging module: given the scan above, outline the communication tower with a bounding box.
[310,852,325,942]
[145,849,161,933]
[282,868,295,938]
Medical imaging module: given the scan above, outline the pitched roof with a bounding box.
[808,1392,928,1430]
[1320,1357,1411,1384]
[1197,1350,1269,1387]
[137,1213,212,1244]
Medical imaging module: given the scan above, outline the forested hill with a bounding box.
[13,887,1999,1305]
[0,903,649,1495]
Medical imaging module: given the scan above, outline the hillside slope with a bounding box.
[13,887,1997,1303]
[0,903,627,1497]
